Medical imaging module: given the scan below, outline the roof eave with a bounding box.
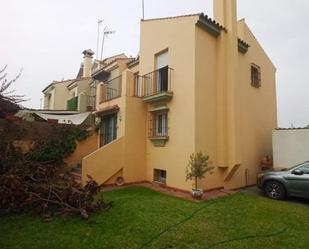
[238,38,250,54]
[195,14,226,37]
[92,69,111,81]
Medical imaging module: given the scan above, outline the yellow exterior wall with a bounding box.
[82,137,125,184]
[82,70,147,185]
[225,20,277,189]
[122,70,147,182]
[52,83,70,110]
[81,3,277,192]
[65,133,98,168]
[140,16,198,190]
[194,23,226,190]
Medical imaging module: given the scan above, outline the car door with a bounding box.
[285,163,309,198]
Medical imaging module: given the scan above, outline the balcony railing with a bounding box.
[134,66,173,97]
[105,76,122,101]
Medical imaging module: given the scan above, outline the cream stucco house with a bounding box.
[81,0,277,192]
[42,49,95,112]
[42,50,129,112]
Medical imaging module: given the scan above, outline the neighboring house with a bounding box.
[81,0,277,192]
[273,128,309,168]
[42,79,77,111]
[42,50,93,112]
[42,50,129,112]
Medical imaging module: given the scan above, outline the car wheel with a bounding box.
[264,181,286,200]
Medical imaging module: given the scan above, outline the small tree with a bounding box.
[0,65,26,104]
[186,152,214,190]
[0,65,27,116]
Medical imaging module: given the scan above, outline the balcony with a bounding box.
[67,96,78,111]
[104,76,122,102]
[135,67,173,103]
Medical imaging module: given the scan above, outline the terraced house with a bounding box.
[81,0,277,192]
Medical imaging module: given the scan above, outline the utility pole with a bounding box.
[142,0,145,20]
[96,19,103,60]
[100,27,116,61]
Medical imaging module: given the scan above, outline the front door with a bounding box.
[100,113,117,147]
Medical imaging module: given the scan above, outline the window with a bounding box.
[155,51,169,93]
[298,163,309,174]
[251,64,261,88]
[156,51,168,70]
[148,111,168,137]
[154,169,167,184]
[100,113,117,147]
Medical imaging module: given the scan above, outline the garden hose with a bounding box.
[138,204,208,249]
[138,200,287,249]
[204,227,287,249]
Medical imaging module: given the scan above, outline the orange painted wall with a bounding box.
[65,133,98,167]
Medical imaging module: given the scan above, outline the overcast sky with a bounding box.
[1,0,309,127]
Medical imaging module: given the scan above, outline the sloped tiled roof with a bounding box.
[142,13,202,22]
[143,12,227,38]
[42,79,76,93]
[198,13,227,31]
[67,77,93,90]
[196,13,226,37]
[102,53,127,66]
[127,56,140,68]
[276,127,309,130]
[238,38,250,54]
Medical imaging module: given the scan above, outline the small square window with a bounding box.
[154,169,167,184]
[251,64,261,88]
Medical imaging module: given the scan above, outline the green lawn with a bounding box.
[1,186,308,249]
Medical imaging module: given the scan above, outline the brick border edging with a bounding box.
[103,180,225,194]
[230,184,256,191]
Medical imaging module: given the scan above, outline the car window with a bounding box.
[298,164,309,174]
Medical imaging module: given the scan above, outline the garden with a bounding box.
[1,186,309,249]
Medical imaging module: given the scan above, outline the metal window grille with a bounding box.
[148,111,168,138]
[251,64,261,88]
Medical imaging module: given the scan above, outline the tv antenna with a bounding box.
[96,19,104,60]
[100,27,116,60]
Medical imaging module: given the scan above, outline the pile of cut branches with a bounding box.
[0,147,112,220]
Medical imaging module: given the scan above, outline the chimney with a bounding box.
[213,0,239,169]
[213,0,237,33]
[82,49,94,78]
